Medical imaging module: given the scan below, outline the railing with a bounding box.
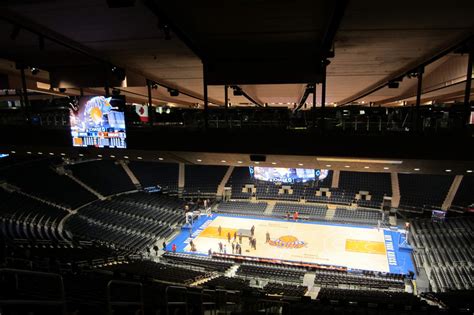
[106,280,144,315]
[0,268,66,315]
[1,104,473,136]
[165,286,188,315]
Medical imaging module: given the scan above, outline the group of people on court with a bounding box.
[214,241,242,255]
[286,210,299,221]
[213,224,260,254]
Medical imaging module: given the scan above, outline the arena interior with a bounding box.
[0,1,473,314]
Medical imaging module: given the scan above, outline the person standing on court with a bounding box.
[293,211,299,221]
[227,231,231,243]
[172,243,177,253]
[233,231,237,242]
[218,225,222,236]
[239,233,242,244]
[251,225,255,236]
[266,231,270,243]
[232,242,235,254]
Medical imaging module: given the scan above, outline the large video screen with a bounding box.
[70,96,127,148]
[250,167,327,183]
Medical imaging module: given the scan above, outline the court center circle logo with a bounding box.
[269,235,306,248]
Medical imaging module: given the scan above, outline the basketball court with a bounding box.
[169,214,414,275]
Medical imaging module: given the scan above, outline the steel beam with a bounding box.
[312,83,317,128]
[414,67,424,132]
[203,64,209,129]
[464,51,473,127]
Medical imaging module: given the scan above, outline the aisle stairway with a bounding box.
[441,175,462,210]
[390,172,400,208]
[217,166,234,197]
[264,200,276,215]
[64,172,105,200]
[119,160,141,189]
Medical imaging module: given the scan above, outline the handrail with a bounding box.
[106,279,144,315]
[165,285,188,315]
[258,299,291,315]
[0,268,66,315]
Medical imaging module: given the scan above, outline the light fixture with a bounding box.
[445,169,451,172]
[325,164,331,168]
[271,162,277,165]
[38,152,43,155]
[137,157,143,160]
[97,154,102,158]
[298,163,303,166]
[10,25,21,40]
[49,152,54,155]
[316,157,403,164]
[221,160,226,163]
[111,66,125,81]
[364,166,370,169]
[162,24,171,40]
[158,157,164,161]
[168,88,179,97]
[237,161,243,164]
[255,161,260,164]
[30,67,39,75]
[39,35,45,50]
[78,153,84,157]
[467,170,473,173]
[383,167,389,170]
[344,165,350,168]
[27,151,32,154]
[232,86,243,96]
[60,153,66,156]
[414,168,420,171]
[10,150,16,154]
[388,81,400,89]
[196,159,202,162]
[124,156,129,159]
[110,155,115,158]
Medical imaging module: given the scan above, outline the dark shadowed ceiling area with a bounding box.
[0,0,473,107]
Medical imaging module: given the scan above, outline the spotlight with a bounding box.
[10,25,21,40]
[107,0,136,8]
[165,108,171,114]
[168,88,179,97]
[158,20,172,40]
[30,67,40,75]
[232,86,243,96]
[38,35,45,50]
[111,66,125,81]
[388,81,399,89]
[163,25,171,40]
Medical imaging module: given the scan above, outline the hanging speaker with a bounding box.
[250,154,266,162]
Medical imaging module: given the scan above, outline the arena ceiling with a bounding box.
[0,0,473,107]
